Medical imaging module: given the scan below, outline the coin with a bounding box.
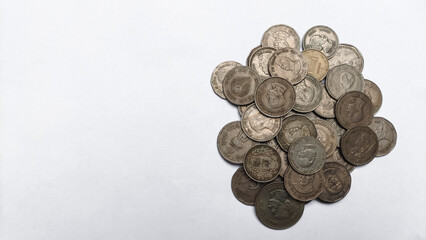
[231,167,267,205]
[288,136,326,175]
[246,45,262,66]
[340,126,379,166]
[211,61,242,99]
[325,64,364,100]
[314,82,336,118]
[255,181,304,229]
[325,149,355,173]
[241,104,282,142]
[255,77,295,117]
[293,75,323,112]
[368,117,397,157]
[217,121,257,164]
[335,91,374,129]
[266,139,289,177]
[269,48,308,85]
[328,44,364,72]
[302,49,329,81]
[325,118,346,147]
[302,25,339,59]
[276,115,317,152]
[244,145,281,182]
[249,47,276,79]
[261,24,300,50]
[317,162,351,203]
[238,104,251,116]
[363,79,383,114]
[284,167,325,202]
[311,119,337,157]
[223,66,261,105]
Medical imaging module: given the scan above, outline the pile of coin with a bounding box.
[212,24,397,229]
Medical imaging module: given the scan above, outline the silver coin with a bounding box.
[363,79,383,114]
[261,24,300,50]
[328,43,364,72]
[325,118,345,148]
[269,48,308,85]
[223,66,261,105]
[276,115,317,152]
[325,64,364,100]
[241,104,282,142]
[311,119,337,157]
[314,82,336,118]
[255,77,295,117]
[293,75,323,113]
[288,136,326,175]
[210,61,242,99]
[266,139,289,177]
[249,47,276,79]
[302,25,339,59]
[368,117,397,157]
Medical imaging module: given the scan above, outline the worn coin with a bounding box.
[276,115,317,152]
[325,149,355,173]
[255,181,304,229]
[231,167,267,205]
[368,117,397,157]
[269,48,308,85]
[293,75,323,112]
[249,47,276,79]
[326,64,364,100]
[211,61,242,99]
[238,104,251,116]
[311,119,337,157]
[325,118,346,147]
[301,111,323,120]
[284,167,325,202]
[266,139,289,177]
[261,24,300,50]
[246,45,262,66]
[318,162,351,203]
[363,79,383,114]
[335,91,374,129]
[255,77,295,117]
[341,126,379,166]
[223,66,261,105]
[328,43,364,72]
[314,82,336,118]
[244,145,281,182]
[241,104,282,142]
[288,136,326,175]
[302,49,329,81]
[302,25,339,59]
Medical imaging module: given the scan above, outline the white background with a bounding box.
[1,0,425,239]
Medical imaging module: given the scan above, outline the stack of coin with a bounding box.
[212,24,397,230]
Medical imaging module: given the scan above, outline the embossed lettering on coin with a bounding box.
[303,25,339,59]
[284,167,325,202]
[244,145,281,182]
[255,77,295,117]
[328,44,364,72]
[293,75,323,112]
[302,49,329,81]
[368,117,397,157]
[276,115,317,152]
[223,66,261,105]
[335,91,374,129]
[211,61,242,99]
[326,64,364,100]
[232,167,266,205]
[269,48,308,85]
[288,136,326,175]
[341,126,379,166]
[261,24,300,50]
[241,104,282,142]
[318,162,351,203]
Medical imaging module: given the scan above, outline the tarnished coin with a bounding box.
[326,64,365,100]
[266,139,289,177]
[302,49,329,81]
[363,79,383,114]
[368,117,397,157]
[231,167,266,205]
[318,162,351,203]
[276,115,317,152]
[328,44,364,72]
[241,104,282,142]
[261,24,300,50]
[244,145,281,182]
[335,91,374,129]
[223,66,261,105]
[238,104,251,116]
[300,111,323,120]
[314,82,336,118]
[255,77,295,117]
[302,25,339,59]
[255,182,304,229]
[249,47,276,79]
[325,118,346,147]
[288,136,326,175]
[284,167,325,202]
[325,149,355,173]
[246,45,262,66]
[341,126,379,166]
[269,48,308,85]
[217,121,257,164]
[211,61,242,99]
[311,119,337,157]
[293,75,323,112]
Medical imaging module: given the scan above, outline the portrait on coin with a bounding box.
[268,190,296,219]
[297,144,317,167]
[272,31,290,49]
[309,34,332,53]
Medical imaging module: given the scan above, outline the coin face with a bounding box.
[246,45,262,66]
[255,77,295,117]
[341,126,379,166]
[269,48,308,85]
[223,66,261,105]
[325,118,346,147]
[238,104,251,116]
[328,44,364,72]
[293,75,323,112]
[217,121,257,164]
[261,24,300,50]
[318,162,351,203]
[363,79,383,114]
[249,47,276,79]
[266,139,289,177]
[231,167,267,205]
[276,115,317,152]
[368,117,397,157]
[314,82,336,118]
[244,145,281,182]
[241,104,282,142]
[335,91,374,129]
[302,49,329,81]
[311,119,337,157]
[325,149,355,173]
[211,61,242,99]
[326,64,364,100]
[288,136,326,175]
[302,25,339,59]
[255,182,304,229]
[284,167,325,202]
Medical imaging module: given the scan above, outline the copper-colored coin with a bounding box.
[241,104,282,142]
[326,64,364,100]
[266,139,289,177]
[210,61,242,99]
[255,182,304,229]
[269,48,308,85]
[325,149,355,173]
[255,77,295,117]
[328,43,364,72]
[340,126,379,166]
[276,115,317,152]
[231,167,266,205]
[246,45,262,66]
[261,24,300,50]
[335,91,374,129]
[325,118,346,147]
[284,167,325,202]
[249,47,276,79]
[302,49,329,81]
[368,117,397,157]
[318,162,351,203]
[311,119,337,157]
[293,75,323,113]
[288,136,326,175]
[244,145,281,183]
[302,25,339,59]
[314,82,336,118]
[363,79,383,114]
[223,66,261,105]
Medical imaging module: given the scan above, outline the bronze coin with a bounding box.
[340,126,379,166]
[302,49,329,81]
[335,91,374,129]
[231,167,266,205]
[325,149,355,173]
[363,79,383,114]
[269,48,308,85]
[223,66,261,105]
[318,162,351,203]
[276,115,317,152]
[255,77,295,117]
[288,136,326,175]
[368,117,397,157]
[284,167,325,202]
[244,145,281,183]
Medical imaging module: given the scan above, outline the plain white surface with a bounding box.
[0,0,425,239]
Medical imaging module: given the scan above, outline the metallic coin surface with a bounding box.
[302,25,339,59]
[326,64,364,100]
[261,24,300,50]
[255,182,304,229]
[211,61,242,99]
[325,118,346,147]
[284,167,325,202]
[269,48,308,85]
[318,162,351,203]
[246,45,262,66]
[276,115,317,152]
[231,167,266,205]
[266,139,289,177]
[302,49,329,81]
[288,136,326,175]
[328,44,364,72]
[311,119,337,157]
[249,47,276,79]
[301,111,323,120]
[223,66,261,105]
[255,77,295,117]
[241,104,282,142]
[238,104,251,116]
[363,79,383,114]
[325,149,355,173]
[335,91,374,129]
[368,117,397,157]
[293,75,323,112]
[341,126,379,166]
[314,82,336,118]
[244,145,281,182]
